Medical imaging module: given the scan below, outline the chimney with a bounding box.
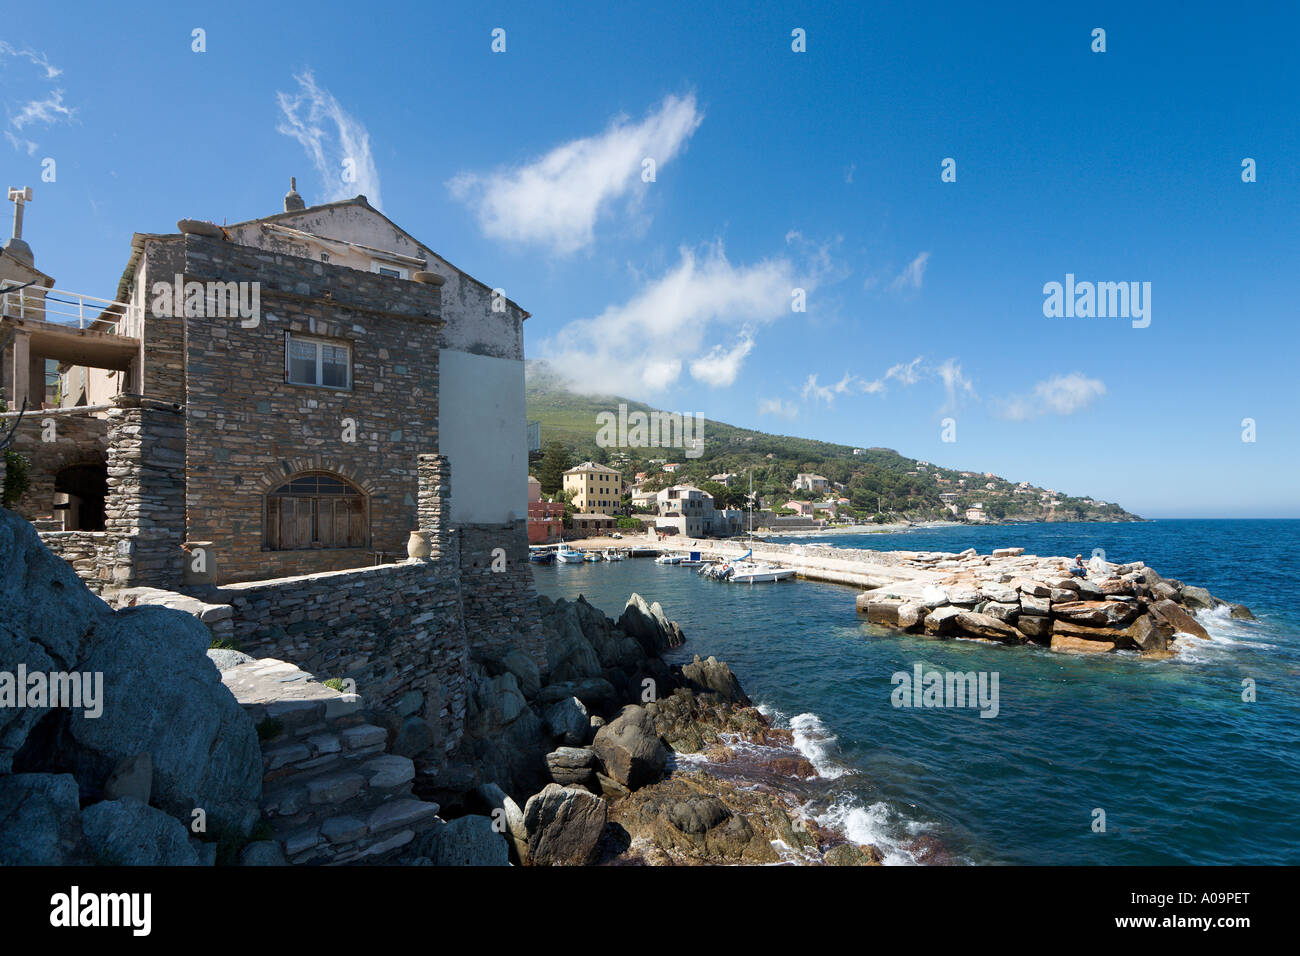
[3,186,34,266]
[284,176,305,212]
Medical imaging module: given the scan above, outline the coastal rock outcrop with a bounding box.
[591,704,667,790]
[0,509,262,863]
[523,784,607,865]
[857,543,1249,660]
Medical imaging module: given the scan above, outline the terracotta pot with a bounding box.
[407,530,432,560]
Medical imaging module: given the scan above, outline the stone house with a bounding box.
[2,184,532,594]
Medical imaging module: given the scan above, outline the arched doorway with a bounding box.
[54,462,107,531]
[264,471,368,550]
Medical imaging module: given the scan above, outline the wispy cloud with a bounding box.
[10,89,75,129]
[994,373,1106,421]
[276,70,382,210]
[936,358,976,413]
[539,240,803,396]
[0,42,61,80]
[448,93,703,255]
[890,251,931,292]
[800,356,927,404]
[4,131,37,156]
[758,397,800,420]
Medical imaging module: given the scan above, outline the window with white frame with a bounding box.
[285,333,352,389]
[370,260,409,279]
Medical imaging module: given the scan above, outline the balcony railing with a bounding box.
[0,285,142,337]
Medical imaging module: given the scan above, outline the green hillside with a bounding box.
[525,361,1140,524]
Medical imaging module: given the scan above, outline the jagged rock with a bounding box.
[681,655,750,704]
[0,773,83,865]
[496,649,542,700]
[420,815,509,866]
[1047,577,1081,592]
[1126,615,1164,652]
[824,843,883,866]
[982,602,1020,624]
[206,648,254,670]
[923,605,964,635]
[1020,594,1050,616]
[954,612,1023,643]
[1051,620,1137,649]
[1179,586,1218,611]
[103,752,152,804]
[80,797,201,866]
[476,782,529,864]
[1150,599,1211,641]
[946,587,980,607]
[1050,634,1115,655]
[238,841,287,866]
[543,696,590,746]
[591,705,667,790]
[1052,600,1138,628]
[541,604,603,683]
[861,597,900,625]
[666,796,730,834]
[991,547,1024,557]
[1151,581,1180,602]
[523,784,607,865]
[1015,580,1051,598]
[1049,588,1078,604]
[921,585,949,607]
[984,587,1019,604]
[618,593,684,655]
[896,602,926,630]
[545,746,599,787]
[1016,615,1052,642]
[1229,604,1255,621]
[1075,579,1103,600]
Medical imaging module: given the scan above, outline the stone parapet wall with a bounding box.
[457,520,546,674]
[214,559,468,753]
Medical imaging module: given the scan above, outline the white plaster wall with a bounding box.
[439,348,526,524]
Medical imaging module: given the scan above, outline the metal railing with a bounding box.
[0,284,142,337]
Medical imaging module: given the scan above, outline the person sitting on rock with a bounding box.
[1070,554,1087,577]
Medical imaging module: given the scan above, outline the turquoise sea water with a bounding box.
[531,520,1300,865]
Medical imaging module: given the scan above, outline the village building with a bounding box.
[2,182,531,591]
[562,460,624,514]
[655,483,716,537]
[527,475,563,544]
[792,472,829,492]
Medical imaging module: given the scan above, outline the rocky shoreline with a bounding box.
[410,592,883,866]
[856,547,1253,657]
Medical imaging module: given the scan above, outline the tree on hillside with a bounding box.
[538,441,573,495]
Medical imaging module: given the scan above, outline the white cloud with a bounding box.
[801,356,926,403]
[936,358,976,413]
[4,131,37,155]
[276,71,382,210]
[995,373,1106,421]
[758,397,800,420]
[690,328,755,387]
[0,42,61,79]
[539,241,800,397]
[448,93,703,255]
[890,251,930,292]
[10,89,74,129]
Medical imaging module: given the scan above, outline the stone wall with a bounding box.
[457,520,547,674]
[34,531,116,593]
[0,406,110,526]
[214,560,468,754]
[137,233,445,584]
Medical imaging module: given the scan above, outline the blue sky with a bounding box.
[3,1,1297,517]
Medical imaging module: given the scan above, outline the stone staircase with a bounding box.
[218,655,443,864]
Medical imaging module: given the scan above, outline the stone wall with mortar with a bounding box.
[136,233,444,584]
[1,407,110,526]
[456,519,546,674]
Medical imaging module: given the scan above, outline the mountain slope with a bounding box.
[525,361,1140,523]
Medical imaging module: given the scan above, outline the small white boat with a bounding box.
[583,552,601,562]
[727,561,795,583]
[556,547,585,564]
[655,553,684,565]
[603,549,625,561]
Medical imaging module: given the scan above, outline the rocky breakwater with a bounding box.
[0,508,263,865]
[410,592,882,866]
[856,546,1254,657]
